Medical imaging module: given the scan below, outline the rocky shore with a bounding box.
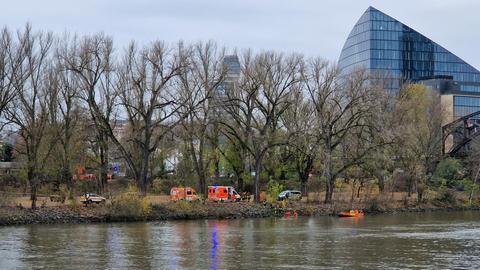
[0,201,478,226]
[0,205,108,226]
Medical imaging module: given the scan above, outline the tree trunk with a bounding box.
[97,133,109,194]
[300,172,309,197]
[102,150,109,193]
[377,171,385,193]
[357,182,362,198]
[199,174,206,197]
[139,148,150,196]
[350,180,356,203]
[29,173,37,210]
[30,185,37,209]
[99,161,108,193]
[301,181,308,198]
[189,135,207,196]
[98,147,106,193]
[323,147,334,204]
[417,179,425,204]
[28,168,37,210]
[237,174,244,192]
[137,166,146,196]
[214,157,220,182]
[254,156,262,203]
[297,156,313,200]
[407,175,413,198]
[63,126,74,198]
[63,166,74,199]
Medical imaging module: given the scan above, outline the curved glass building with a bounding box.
[339,6,480,120]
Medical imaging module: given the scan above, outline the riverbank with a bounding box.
[1,200,479,226]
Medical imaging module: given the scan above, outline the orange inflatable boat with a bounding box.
[338,210,364,218]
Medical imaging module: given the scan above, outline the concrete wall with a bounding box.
[440,94,454,125]
[440,94,454,152]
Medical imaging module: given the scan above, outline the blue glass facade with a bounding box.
[339,6,480,118]
[454,96,480,118]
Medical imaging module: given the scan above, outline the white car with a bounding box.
[278,190,302,201]
[80,193,106,205]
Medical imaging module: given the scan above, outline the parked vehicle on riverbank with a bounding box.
[207,186,241,202]
[277,190,302,201]
[80,193,106,205]
[170,187,199,202]
[72,166,114,182]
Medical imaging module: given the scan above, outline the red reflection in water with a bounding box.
[338,216,364,225]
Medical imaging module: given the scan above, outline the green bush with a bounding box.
[435,189,457,206]
[462,179,480,206]
[69,197,82,214]
[431,158,464,189]
[267,180,284,202]
[108,185,151,221]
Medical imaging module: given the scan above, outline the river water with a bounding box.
[0,211,479,269]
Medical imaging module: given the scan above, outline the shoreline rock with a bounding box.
[0,202,478,226]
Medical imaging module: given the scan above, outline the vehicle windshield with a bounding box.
[279,191,288,196]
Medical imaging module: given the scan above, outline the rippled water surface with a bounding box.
[1,211,480,269]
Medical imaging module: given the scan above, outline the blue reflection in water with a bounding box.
[169,256,178,269]
[210,224,218,270]
[106,227,125,268]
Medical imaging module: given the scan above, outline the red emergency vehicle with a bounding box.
[170,187,199,202]
[207,186,241,202]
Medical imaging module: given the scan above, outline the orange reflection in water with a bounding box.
[338,215,365,225]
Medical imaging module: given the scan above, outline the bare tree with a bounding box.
[304,59,382,203]
[393,84,444,201]
[218,138,249,190]
[113,41,191,194]
[178,41,226,195]
[221,51,302,202]
[0,27,23,124]
[61,34,117,193]
[283,86,318,195]
[4,25,55,209]
[51,42,84,196]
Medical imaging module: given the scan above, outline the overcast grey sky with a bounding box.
[1,0,479,68]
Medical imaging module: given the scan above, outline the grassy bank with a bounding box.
[1,186,477,226]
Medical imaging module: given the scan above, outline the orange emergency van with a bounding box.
[170,187,199,202]
[207,186,241,202]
